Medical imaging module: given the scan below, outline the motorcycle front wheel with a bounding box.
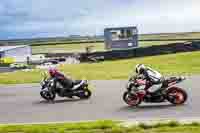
[40,90,56,101]
[123,91,141,106]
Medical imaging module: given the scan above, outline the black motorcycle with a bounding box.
[40,73,92,101]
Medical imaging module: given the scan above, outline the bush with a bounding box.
[167,121,180,127]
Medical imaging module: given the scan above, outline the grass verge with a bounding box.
[31,41,184,54]
[32,42,105,54]
[0,51,200,84]
[0,120,200,133]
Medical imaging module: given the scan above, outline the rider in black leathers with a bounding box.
[48,68,73,96]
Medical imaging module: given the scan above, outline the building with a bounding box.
[104,26,138,50]
[0,45,32,62]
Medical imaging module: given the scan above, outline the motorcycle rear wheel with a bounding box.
[79,89,92,99]
[166,88,187,105]
[123,91,141,106]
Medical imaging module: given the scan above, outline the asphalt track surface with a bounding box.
[0,76,199,124]
[0,67,14,73]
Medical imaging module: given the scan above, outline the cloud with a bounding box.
[0,0,128,38]
[1,0,200,39]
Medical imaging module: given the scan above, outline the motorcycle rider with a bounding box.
[135,64,164,93]
[48,68,74,96]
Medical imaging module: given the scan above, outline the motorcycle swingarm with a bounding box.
[63,90,84,97]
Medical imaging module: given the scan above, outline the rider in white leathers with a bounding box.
[135,64,164,93]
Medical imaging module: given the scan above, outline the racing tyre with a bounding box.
[123,91,141,106]
[166,87,187,105]
[79,89,92,99]
[40,90,56,101]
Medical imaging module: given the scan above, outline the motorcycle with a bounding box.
[123,74,188,106]
[40,73,92,101]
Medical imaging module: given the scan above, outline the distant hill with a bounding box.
[1,32,200,46]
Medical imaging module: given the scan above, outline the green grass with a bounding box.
[31,41,185,54]
[2,31,200,46]
[0,51,200,84]
[139,32,200,40]
[139,40,185,47]
[0,120,200,133]
[30,32,200,54]
[32,42,105,54]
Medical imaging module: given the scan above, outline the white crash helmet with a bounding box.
[135,64,146,74]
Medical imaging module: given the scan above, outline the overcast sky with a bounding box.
[0,0,200,39]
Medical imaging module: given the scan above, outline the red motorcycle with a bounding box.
[123,75,188,106]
